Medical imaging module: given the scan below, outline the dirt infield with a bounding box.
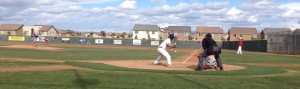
[0,45,64,51]
[89,60,246,71]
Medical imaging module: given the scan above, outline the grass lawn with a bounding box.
[0,44,299,89]
[0,47,186,60]
[0,61,61,67]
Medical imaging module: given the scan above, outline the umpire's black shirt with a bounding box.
[202,37,217,51]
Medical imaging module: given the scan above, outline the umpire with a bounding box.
[195,33,223,71]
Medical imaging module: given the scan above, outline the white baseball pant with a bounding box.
[154,48,172,65]
[237,46,242,54]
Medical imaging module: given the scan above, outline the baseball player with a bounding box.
[237,37,243,54]
[153,33,177,67]
[31,28,38,47]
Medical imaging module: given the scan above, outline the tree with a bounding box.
[111,33,116,38]
[135,35,138,39]
[188,35,193,40]
[120,32,126,38]
[148,34,151,40]
[100,31,106,37]
[128,34,132,39]
[88,32,94,38]
[159,35,162,40]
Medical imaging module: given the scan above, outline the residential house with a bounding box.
[34,25,59,36]
[57,29,73,37]
[163,26,191,41]
[261,28,290,40]
[196,26,224,41]
[132,24,161,40]
[82,32,100,38]
[106,32,117,38]
[228,27,258,41]
[0,24,24,35]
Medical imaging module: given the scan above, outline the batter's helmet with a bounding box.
[168,33,175,40]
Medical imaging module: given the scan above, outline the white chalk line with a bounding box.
[182,50,198,64]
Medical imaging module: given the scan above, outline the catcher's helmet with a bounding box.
[168,33,175,40]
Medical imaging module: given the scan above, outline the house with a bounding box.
[196,26,224,41]
[261,28,290,40]
[23,26,39,36]
[228,27,258,41]
[132,24,161,40]
[82,32,100,38]
[0,24,24,35]
[57,29,73,37]
[106,32,118,38]
[24,25,59,36]
[34,25,59,36]
[163,26,192,41]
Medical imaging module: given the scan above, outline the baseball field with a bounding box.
[0,41,299,89]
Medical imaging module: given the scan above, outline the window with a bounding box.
[152,31,155,34]
[252,35,257,38]
[234,34,237,37]
[199,33,202,36]
[240,34,243,37]
[135,31,138,34]
[146,31,149,34]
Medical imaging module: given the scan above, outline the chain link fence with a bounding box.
[222,40,267,52]
[267,31,300,55]
[0,36,202,49]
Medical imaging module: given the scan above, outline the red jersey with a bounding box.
[238,40,243,46]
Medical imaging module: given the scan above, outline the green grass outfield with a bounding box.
[0,44,300,89]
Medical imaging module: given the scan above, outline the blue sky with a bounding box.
[0,0,299,32]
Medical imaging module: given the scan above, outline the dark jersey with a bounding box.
[202,38,217,51]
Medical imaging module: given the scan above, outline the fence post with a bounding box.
[294,32,296,54]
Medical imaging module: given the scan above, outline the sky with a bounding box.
[0,0,300,32]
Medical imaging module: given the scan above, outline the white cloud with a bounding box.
[248,15,258,23]
[1,0,299,32]
[280,2,300,18]
[119,0,136,10]
[205,1,229,10]
[226,7,242,16]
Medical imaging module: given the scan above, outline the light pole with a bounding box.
[130,17,133,38]
[283,19,287,28]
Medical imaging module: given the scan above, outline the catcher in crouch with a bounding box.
[153,33,177,67]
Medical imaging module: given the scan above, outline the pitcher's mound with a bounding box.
[97,60,246,71]
[0,45,64,51]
